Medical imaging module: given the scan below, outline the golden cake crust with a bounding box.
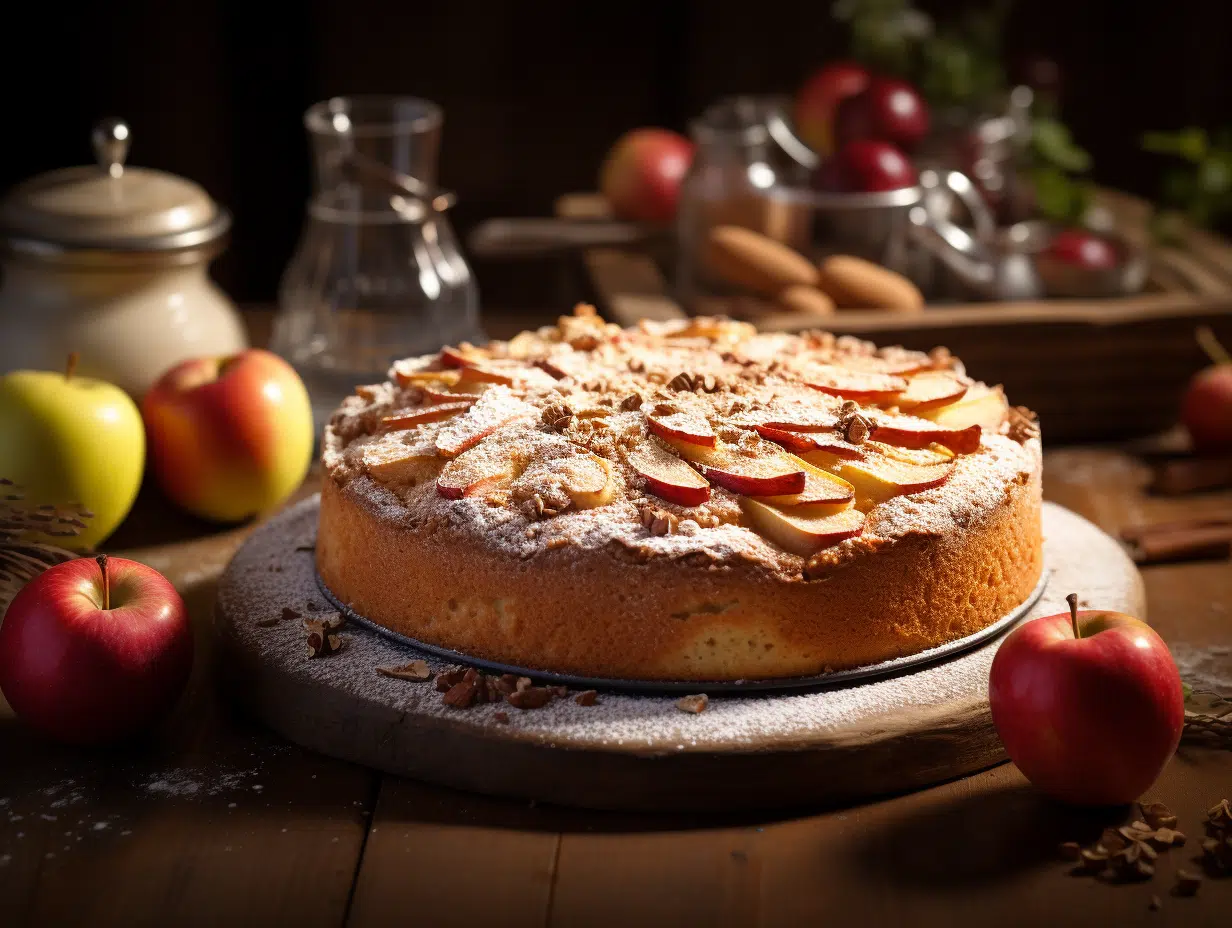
[316,310,1043,680]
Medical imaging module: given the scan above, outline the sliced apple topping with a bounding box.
[557,452,616,509]
[894,371,970,411]
[358,433,442,487]
[740,497,865,557]
[380,401,473,431]
[647,410,717,448]
[421,387,480,406]
[868,440,953,467]
[749,457,854,511]
[867,414,981,455]
[392,366,462,388]
[627,439,711,506]
[801,364,907,403]
[916,383,1009,431]
[666,435,807,496]
[434,388,535,458]
[437,438,527,500]
[802,447,953,508]
[841,350,933,376]
[439,345,487,369]
[752,425,865,460]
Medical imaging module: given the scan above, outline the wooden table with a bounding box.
[1,315,1229,926]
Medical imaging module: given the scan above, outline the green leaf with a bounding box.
[1182,680,1194,702]
[1029,165,1088,223]
[1141,128,1208,163]
[1032,119,1092,174]
[1197,153,1232,197]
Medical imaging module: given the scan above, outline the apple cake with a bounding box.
[318,306,1043,681]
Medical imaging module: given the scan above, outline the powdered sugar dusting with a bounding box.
[218,499,1139,753]
[321,314,1038,579]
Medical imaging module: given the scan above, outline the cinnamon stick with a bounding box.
[1121,522,1232,565]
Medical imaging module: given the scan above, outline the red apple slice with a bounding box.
[435,389,535,458]
[895,371,970,411]
[750,457,854,510]
[647,410,717,448]
[392,366,461,388]
[740,497,865,556]
[421,387,480,406]
[916,384,1010,431]
[753,425,871,462]
[868,417,982,455]
[804,448,953,507]
[437,441,524,499]
[627,440,711,506]
[803,365,907,403]
[751,424,822,453]
[439,345,486,369]
[840,350,933,376]
[380,401,472,430]
[668,437,807,496]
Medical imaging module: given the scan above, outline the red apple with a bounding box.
[0,555,192,744]
[142,349,314,523]
[1046,229,1120,270]
[833,78,930,152]
[1181,327,1232,451]
[599,128,694,224]
[989,594,1184,806]
[794,61,871,155]
[818,140,918,193]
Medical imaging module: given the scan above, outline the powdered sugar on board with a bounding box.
[217,497,1142,755]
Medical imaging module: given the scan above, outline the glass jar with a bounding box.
[273,96,482,434]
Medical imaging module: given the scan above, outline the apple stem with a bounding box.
[96,553,110,610]
[1066,592,1080,639]
[65,352,80,381]
[1196,326,1231,366]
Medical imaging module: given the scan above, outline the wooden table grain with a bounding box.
[0,313,1228,926]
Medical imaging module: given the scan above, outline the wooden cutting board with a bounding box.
[215,498,1143,811]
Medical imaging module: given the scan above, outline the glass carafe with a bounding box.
[273,96,482,434]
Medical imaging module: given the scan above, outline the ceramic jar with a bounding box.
[0,119,246,397]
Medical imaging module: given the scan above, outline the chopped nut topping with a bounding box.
[667,372,695,392]
[442,672,480,708]
[507,686,552,710]
[435,667,467,692]
[540,401,575,431]
[376,659,432,681]
[304,615,345,658]
[1174,869,1202,896]
[574,689,598,706]
[639,503,679,536]
[1141,801,1178,830]
[493,710,510,724]
[676,693,708,714]
[837,400,872,445]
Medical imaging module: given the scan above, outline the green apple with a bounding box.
[0,358,145,549]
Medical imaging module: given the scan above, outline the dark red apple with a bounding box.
[1182,327,1232,451]
[1046,229,1120,270]
[794,61,871,155]
[833,78,930,152]
[989,594,1184,806]
[599,128,694,224]
[0,555,193,744]
[818,140,918,193]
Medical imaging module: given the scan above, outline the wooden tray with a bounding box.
[556,191,1232,443]
[216,497,1142,811]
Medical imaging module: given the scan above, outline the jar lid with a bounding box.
[0,119,231,254]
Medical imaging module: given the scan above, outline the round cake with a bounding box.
[318,307,1043,681]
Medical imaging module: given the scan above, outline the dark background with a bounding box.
[3,0,1230,310]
